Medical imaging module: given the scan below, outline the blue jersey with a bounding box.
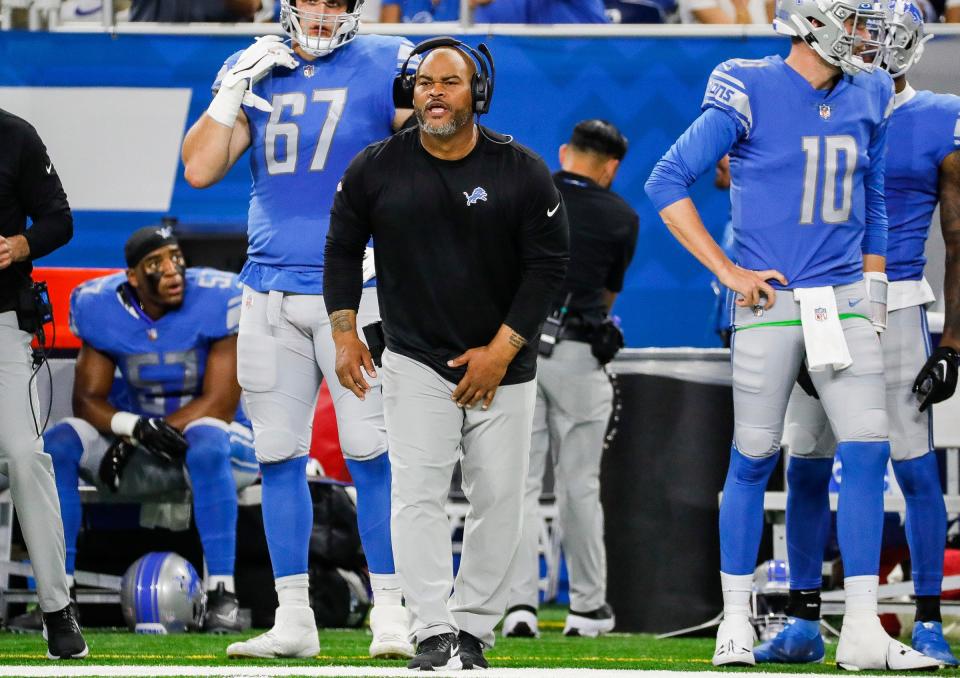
[382,0,460,21]
[214,35,413,294]
[701,56,893,289]
[884,88,960,282]
[530,0,609,22]
[69,268,244,421]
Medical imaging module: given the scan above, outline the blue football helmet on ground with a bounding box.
[120,552,205,634]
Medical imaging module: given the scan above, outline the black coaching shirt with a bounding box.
[324,126,570,386]
[553,170,638,325]
[0,109,73,313]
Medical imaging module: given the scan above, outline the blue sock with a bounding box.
[345,454,395,575]
[44,423,85,576]
[260,456,312,579]
[786,457,833,590]
[836,440,890,577]
[720,446,780,575]
[184,425,238,577]
[893,454,946,596]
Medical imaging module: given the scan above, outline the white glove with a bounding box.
[208,36,298,127]
[362,247,376,283]
[864,271,888,333]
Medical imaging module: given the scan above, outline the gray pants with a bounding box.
[732,281,887,458]
[0,312,69,612]
[784,304,932,461]
[383,349,536,648]
[507,341,613,613]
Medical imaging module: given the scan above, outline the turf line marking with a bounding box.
[0,667,936,678]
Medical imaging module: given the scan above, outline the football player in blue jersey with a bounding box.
[754,0,960,667]
[7,226,258,635]
[181,0,415,660]
[645,0,941,669]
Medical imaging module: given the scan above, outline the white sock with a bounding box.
[207,575,235,593]
[844,575,879,616]
[276,573,310,608]
[65,574,75,589]
[369,572,403,607]
[720,572,753,618]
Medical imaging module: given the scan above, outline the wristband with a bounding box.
[110,411,140,438]
[207,81,246,129]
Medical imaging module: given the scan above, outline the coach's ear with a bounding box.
[559,144,568,167]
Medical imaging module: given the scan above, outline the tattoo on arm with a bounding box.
[329,310,355,334]
[940,151,960,346]
[508,332,527,350]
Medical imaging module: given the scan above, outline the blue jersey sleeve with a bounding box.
[701,61,754,138]
[862,75,894,257]
[645,107,740,212]
[69,273,124,353]
[190,269,243,341]
[936,95,960,166]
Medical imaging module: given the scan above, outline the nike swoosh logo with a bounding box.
[547,202,560,217]
[45,163,53,174]
[848,298,862,307]
[450,643,459,656]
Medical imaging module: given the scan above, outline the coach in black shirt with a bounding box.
[324,44,568,670]
[503,120,638,641]
[0,109,86,658]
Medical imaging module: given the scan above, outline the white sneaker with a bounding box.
[368,604,414,659]
[836,613,940,671]
[502,607,540,638]
[225,606,319,659]
[563,604,615,638]
[712,614,756,667]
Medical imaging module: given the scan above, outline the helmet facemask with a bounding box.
[882,0,931,78]
[775,0,888,75]
[280,0,365,58]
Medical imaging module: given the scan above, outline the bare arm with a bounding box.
[940,150,960,350]
[72,343,121,435]
[225,0,260,19]
[863,254,886,274]
[182,108,252,189]
[659,197,786,307]
[692,6,736,22]
[946,5,960,21]
[166,335,241,430]
[380,3,402,21]
[603,290,618,312]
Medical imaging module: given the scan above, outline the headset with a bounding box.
[393,36,496,116]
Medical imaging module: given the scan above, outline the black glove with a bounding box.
[796,362,820,400]
[133,417,188,463]
[99,438,136,493]
[913,346,960,412]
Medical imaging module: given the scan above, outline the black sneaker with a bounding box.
[202,583,242,634]
[12,589,80,634]
[42,605,88,660]
[407,632,462,671]
[458,630,489,669]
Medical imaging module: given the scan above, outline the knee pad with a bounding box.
[43,419,91,466]
[835,407,888,443]
[237,332,277,393]
[254,428,305,464]
[733,425,781,459]
[338,421,388,461]
[184,421,232,472]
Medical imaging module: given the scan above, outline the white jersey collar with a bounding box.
[894,83,917,110]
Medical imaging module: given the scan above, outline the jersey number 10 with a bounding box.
[265,89,348,175]
[799,135,858,225]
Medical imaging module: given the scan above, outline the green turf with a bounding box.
[0,606,947,673]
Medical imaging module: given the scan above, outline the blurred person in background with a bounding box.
[604,0,677,23]
[678,0,772,23]
[130,0,260,21]
[380,0,459,21]
[502,119,637,641]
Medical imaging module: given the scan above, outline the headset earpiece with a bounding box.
[392,36,495,115]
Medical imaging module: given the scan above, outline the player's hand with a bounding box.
[334,333,377,400]
[99,438,136,493]
[913,346,960,412]
[0,236,11,271]
[719,264,787,310]
[223,36,298,112]
[133,417,188,463]
[448,345,511,410]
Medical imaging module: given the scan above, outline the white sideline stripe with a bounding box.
[0,668,934,678]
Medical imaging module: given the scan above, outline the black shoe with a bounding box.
[11,589,79,634]
[42,605,88,660]
[407,632,462,671]
[202,583,242,634]
[458,630,489,669]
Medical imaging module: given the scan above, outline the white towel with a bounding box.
[794,287,852,372]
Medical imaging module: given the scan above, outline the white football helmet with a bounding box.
[882,0,931,78]
[120,552,205,634]
[280,0,365,58]
[774,0,887,75]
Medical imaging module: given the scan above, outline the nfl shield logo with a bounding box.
[303,64,315,78]
[819,104,832,120]
[815,307,828,322]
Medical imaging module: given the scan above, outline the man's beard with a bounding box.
[415,104,472,138]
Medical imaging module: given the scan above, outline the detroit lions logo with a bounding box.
[463,187,488,206]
